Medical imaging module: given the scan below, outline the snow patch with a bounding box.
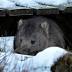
[68,0,72,3]
[0,0,15,8]
[23,47,68,72]
[0,47,68,72]
[0,36,14,52]
[34,0,68,5]
[0,52,32,72]
[0,0,72,9]
[9,0,40,8]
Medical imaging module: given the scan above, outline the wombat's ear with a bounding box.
[41,21,49,34]
[18,19,26,29]
[18,19,23,27]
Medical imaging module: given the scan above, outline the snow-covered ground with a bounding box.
[68,0,72,3]
[0,46,68,72]
[0,0,72,9]
[0,52,32,72]
[0,0,15,8]
[22,47,68,72]
[34,0,68,5]
[9,0,40,8]
[0,36,14,52]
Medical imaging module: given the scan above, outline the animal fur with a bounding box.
[15,16,65,55]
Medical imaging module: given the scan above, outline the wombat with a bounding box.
[14,16,65,55]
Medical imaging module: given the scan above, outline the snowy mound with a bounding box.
[0,52,32,72]
[0,0,15,8]
[9,0,40,8]
[0,36,14,52]
[0,47,68,72]
[0,0,72,9]
[23,47,68,72]
[34,0,68,6]
[68,0,72,3]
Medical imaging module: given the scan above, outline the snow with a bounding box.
[0,0,72,9]
[9,0,40,8]
[0,36,14,52]
[34,0,68,6]
[68,0,72,3]
[0,46,68,72]
[0,0,15,8]
[0,52,32,72]
[23,47,68,72]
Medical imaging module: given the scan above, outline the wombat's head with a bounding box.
[15,16,65,55]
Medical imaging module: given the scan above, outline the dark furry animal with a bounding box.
[15,16,65,55]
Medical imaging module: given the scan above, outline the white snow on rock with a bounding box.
[0,0,15,8]
[0,47,68,72]
[9,0,69,8]
[0,36,14,52]
[23,47,68,72]
[0,0,72,9]
[0,52,32,72]
[68,0,72,3]
[9,0,40,8]
[34,0,68,6]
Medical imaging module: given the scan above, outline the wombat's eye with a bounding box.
[31,40,35,44]
[20,39,22,42]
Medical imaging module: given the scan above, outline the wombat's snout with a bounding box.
[31,40,35,45]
